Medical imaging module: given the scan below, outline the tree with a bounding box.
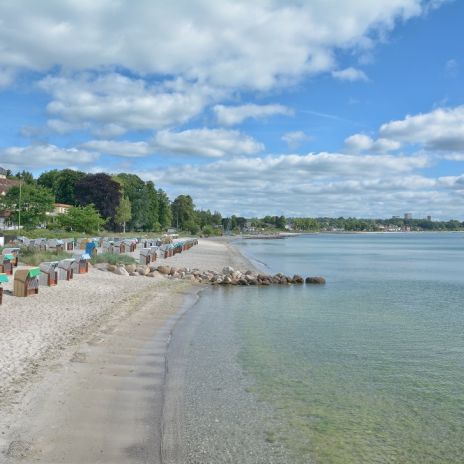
[157,189,172,230]
[171,195,197,230]
[143,181,159,231]
[2,184,54,229]
[57,205,106,234]
[75,173,121,230]
[115,195,132,233]
[38,169,86,205]
[113,173,146,230]
[15,170,35,185]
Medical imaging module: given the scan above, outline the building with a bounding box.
[404,213,412,220]
[427,215,432,221]
[0,168,19,197]
[47,203,73,217]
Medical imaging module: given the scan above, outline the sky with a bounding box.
[0,0,463,219]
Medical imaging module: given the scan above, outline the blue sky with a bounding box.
[0,0,463,218]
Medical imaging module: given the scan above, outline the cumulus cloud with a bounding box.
[137,151,443,217]
[344,134,401,153]
[80,140,151,158]
[0,144,99,168]
[281,131,312,149]
[379,105,464,151]
[332,67,368,82]
[214,104,293,126]
[0,1,428,90]
[153,128,264,158]
[39,73,213,133]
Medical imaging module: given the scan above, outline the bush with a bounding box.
[18,248,72,266]
[91,252,136,266]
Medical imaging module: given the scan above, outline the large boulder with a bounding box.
[223,266,234,275]
[107,264,116,272]
[114,266,129,276]
[157,265,171,275]
[125,264,136,273]
[305,276,326,284]
[292,275,304,284]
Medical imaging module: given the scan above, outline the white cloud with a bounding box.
[344,134,400,153]
[0,144,99,168]
[0,1,428,90]
[379,105,464,151]
[80,140,151,158]
[153,128,264,158]
[214,104,293,126]
[332,67,368,82]
[39,73,213,133]
[138,151,444,217]
[281,131,312,149]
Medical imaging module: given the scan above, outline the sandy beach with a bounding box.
[0,238,254,463]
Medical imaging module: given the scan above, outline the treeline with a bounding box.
[2,169,222,235]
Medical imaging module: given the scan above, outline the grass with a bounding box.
[18,247,73,266]
[91,252,136,266]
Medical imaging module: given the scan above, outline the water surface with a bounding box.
[179,233,464,463]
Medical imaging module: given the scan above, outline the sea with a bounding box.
[168,233,464,464]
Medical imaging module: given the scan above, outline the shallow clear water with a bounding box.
[181,233,464,463]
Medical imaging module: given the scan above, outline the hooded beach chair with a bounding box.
[0,273,8,304]
[2,248,20,267]
[72,253,91,274]
[85,241,98,257]
[139,248,151,265]
[14,267,40,297]
[0,254,14,275]
[39,261,59,286]
[63,239,75,251]
[58,258,75,281]
[47,239,64,252]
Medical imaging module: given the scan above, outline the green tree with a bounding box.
[115,195,132,233]
[157,189,172,230]
[143,181,160,231]
[113,173,146,230]
[38,169,86,205]
[2,184,54,229]
[57,205,106,233]
[171,195,197,230]
[15,170,35,185]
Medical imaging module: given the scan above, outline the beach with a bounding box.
[0,238,254,463]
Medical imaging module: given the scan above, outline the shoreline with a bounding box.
[0,238,257,463]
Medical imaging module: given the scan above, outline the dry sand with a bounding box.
[0,238,253,463]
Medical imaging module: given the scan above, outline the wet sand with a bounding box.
[0,238,254,463]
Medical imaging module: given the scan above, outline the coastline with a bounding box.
[0,237,258,463]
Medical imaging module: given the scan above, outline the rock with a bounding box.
[223,266,234,275]
[107,264,116,272]
[238,278,249,286]
[129,272,138,276]
[280,276,288,285]
[169,267,177,276]
[157,265,171,275]
[292,274,304,284]
[125,264,136,273]
[305,276,326,284]
[114,266,129,276]
[137,265,150,276]
[260,279,271,286]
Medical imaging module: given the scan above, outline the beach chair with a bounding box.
[14,268,40,297]
[2,248,20,266]
[57,258,75,281]
[63,239,75,251]
[149,246,159,262]
[0,273,8,304]
[85,241,98,257]
[0,254,14,275]
[39,261,59,286]
[46,239,64,252]
[139,248,151,265]
[72,253,91,274]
